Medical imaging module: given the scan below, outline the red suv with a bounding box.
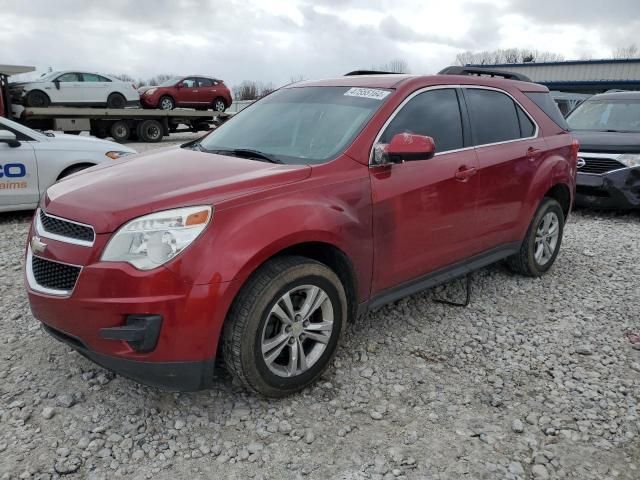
[25,67,577,397]
[139,75,232,112]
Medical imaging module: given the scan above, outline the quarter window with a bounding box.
[380,89,464,152]
[465,89,524,145]
[516,105,536,137]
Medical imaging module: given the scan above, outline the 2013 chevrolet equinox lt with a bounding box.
[25,68,577,397]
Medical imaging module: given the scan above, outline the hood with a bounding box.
[41,132,136,153]
[138,86,156,94]
[572,130,640,154]
[44,147,311,233]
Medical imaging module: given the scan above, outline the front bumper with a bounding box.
[25,222,240,391]
[575,168,640,209]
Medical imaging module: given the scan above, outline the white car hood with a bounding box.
[40,133,135,153]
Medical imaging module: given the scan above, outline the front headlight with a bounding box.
[145,88,157,96]
[106,151,134,160]
[101,206,212,270]
[617,154,640,168]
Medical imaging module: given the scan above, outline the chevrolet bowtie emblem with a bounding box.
[31,236,47,254]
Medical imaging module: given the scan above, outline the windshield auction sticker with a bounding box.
[344,88,391,100]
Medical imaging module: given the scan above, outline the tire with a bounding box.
[137,119,163,143]
[110,121,131,142]
[213,97,226,112]
[25,90,50,108]
[507,198,565,277]
[106,93,126,109]
[159,95,175,110]
[57,164,93,180]
[223,256,348,397]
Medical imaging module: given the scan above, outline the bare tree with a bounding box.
[454,49,564,66]
[289,75,305,84]
[233,81,260,101]
[613,44,639,59]
[373,58,410,73]
[110,73,135,82]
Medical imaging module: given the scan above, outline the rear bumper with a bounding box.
[575,168,640,209]
[42,323,216,391]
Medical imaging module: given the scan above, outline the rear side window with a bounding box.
[198,78,214,87]
[82,73,111,82]
[525,92,569,130]
[516,106,536,137]
[465,89,521,145]
[380,88,464,152]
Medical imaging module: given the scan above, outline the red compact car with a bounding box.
[139,75,232,112]
[25,67,577,396]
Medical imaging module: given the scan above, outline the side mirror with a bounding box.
[373,133,435,165]
[0,130,21,148]
[54,79,60,90]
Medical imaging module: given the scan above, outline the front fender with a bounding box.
[166,177,374,301]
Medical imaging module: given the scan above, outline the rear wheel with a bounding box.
[25,90,50,108]
[213,97,226,112]
[507,198,564,276]
[110,121,131,142]
[223,256,347,397]
[106,93,126,109]
[159,96,175,110]
[137,119,163,143]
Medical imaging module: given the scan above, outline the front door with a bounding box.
[51,72,84,104]
[370,87,480,294]
[174,77,200,107]
[0,123,39,207]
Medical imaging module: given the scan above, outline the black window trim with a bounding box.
[369,84,539,165]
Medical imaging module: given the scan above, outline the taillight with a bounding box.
[570,138,580,162]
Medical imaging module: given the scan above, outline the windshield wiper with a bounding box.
[206,148,283,164]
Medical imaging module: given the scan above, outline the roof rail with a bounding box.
[438,66,532,82]
[344,70,399,76]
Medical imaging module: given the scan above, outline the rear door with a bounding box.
[80,73,111,104]
[0,122,39,207]
[197,77,218,106]
[174,77,199,107]
[370,87,480,293]
[462,87,546,250]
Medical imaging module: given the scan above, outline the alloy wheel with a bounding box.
[534,211,559,266]
[261,285,334,378]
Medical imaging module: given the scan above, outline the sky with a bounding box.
[1,0,639,88]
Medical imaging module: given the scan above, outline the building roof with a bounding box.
[0,64,36,76]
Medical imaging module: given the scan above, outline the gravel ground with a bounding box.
[1,136,639,479]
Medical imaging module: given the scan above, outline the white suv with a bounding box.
[9,71,140,109]
[0,116,136,212]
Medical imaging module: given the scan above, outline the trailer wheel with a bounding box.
[107,93,126,109]
[110,121,131,142]
[138,119,163,143]
[26,90,50,108]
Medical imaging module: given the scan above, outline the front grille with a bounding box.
[579,157,626,175]
[576,185,610,197]
[39,210,95,243]
[31,256,81,291]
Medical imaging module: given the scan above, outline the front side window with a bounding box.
[56,73,80,82]
[466,89,521,145]
[567,99,640,133]
[181,78,197,88]
[199,86,389,165]
[380,88,464,152]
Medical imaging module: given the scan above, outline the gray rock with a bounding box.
[41,407,55,419]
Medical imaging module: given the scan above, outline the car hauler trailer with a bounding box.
[18,106,220,143]
[0,64,36,119]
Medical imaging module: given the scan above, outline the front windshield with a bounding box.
[0,116,42,139]
[159,76,181,87]
[199,86,391,164]
[567,99,640,132]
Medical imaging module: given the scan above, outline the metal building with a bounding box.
[468,59,640,94]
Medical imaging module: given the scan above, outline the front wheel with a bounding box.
[507,198,565,276]
[223,256,347,397]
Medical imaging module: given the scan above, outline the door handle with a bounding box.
[454,166,477,182]
[526,147,542,160]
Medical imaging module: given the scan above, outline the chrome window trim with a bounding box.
[25,244,82,297]
[369,84,540,165]
[36,208,95,247]
[577,151,634,176]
